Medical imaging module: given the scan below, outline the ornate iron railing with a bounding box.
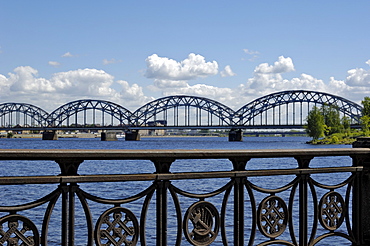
[0,144,370,245]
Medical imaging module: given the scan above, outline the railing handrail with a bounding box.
[0,148,369,160]
[1,147,370,245]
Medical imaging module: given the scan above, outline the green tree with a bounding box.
[361,115,370,135]
[341,116,351,129]
[361,97,370,117]
[305,106,325,140]
[341,116,351,135]
[360,97,370,135]
[322,104,341,135]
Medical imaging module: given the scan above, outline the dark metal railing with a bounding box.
[0,143,370,245]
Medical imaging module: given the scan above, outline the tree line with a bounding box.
[305,97,370,142]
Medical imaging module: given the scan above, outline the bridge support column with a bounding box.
[101,131,118,141]
[42,130,58,140]
[125,130,140,141]
[228,129,243,141]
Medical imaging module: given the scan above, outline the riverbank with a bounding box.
[306,131,367,145]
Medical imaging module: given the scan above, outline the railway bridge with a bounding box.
[0,90,363,141]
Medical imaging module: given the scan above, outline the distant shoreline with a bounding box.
[5,133,223,139]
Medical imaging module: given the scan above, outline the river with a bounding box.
[0,136,354,245]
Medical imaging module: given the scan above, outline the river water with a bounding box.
[0,136,354,245]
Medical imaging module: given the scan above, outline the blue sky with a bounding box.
[1,1,370,111]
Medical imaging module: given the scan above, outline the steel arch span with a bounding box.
[0,103,49,127]
[235,90,363,126]
[46,99,133,127]
[132,95,236,127]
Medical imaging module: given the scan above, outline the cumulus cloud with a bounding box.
[220,65,236,77]
[254,56,295,74]
[117,80,153,106]
[345,68,370,86]
[330,60,370,101]
[145,53,218,80]
[238,57,325,100]
[236,58,370,105]
[49,68,116,96]
[48,61,61,67]
[0,66,150,111]
[9,66,55,93]
[145,53,218,88]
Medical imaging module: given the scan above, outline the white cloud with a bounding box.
[366,60,370,66]
[49,68,116,96]
[254,56,295,74]
[145,53,219,89]
[0,73,10,85]
[117,80,153,106]
[240,57,324,100]
[145,53,218,88]
[9,66,55,93]
[103,58,122,65]
[61,52,75,58]
[0,67,150,111]
[345,68,370,87]
[220,65,236,77]
[48,61,61,67]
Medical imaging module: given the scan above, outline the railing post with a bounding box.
[295,156,313,246]
[60,184,69,246]
[352,137,370,245]
[151,158,175,246]
[55,158,84,246]
[230,157,250,246]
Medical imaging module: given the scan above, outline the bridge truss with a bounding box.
[235,90,363,126]
[46,99,133,127]
[0,90,364,131]
[0,103,49,128]
[132,95,235,127]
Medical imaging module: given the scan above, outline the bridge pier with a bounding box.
[125,130,140,141]
[101,131,118,141]
[228,129,243,141]
[42,131,58,140]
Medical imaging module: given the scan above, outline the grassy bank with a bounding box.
[306,130,367,145]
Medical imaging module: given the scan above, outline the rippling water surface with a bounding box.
[0,136,353,245]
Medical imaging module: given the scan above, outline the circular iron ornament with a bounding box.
[257,195,288,238]
[95,207,139,246]
[319,191,345,230]
[183,201,220,246]
[0,214,40,245]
